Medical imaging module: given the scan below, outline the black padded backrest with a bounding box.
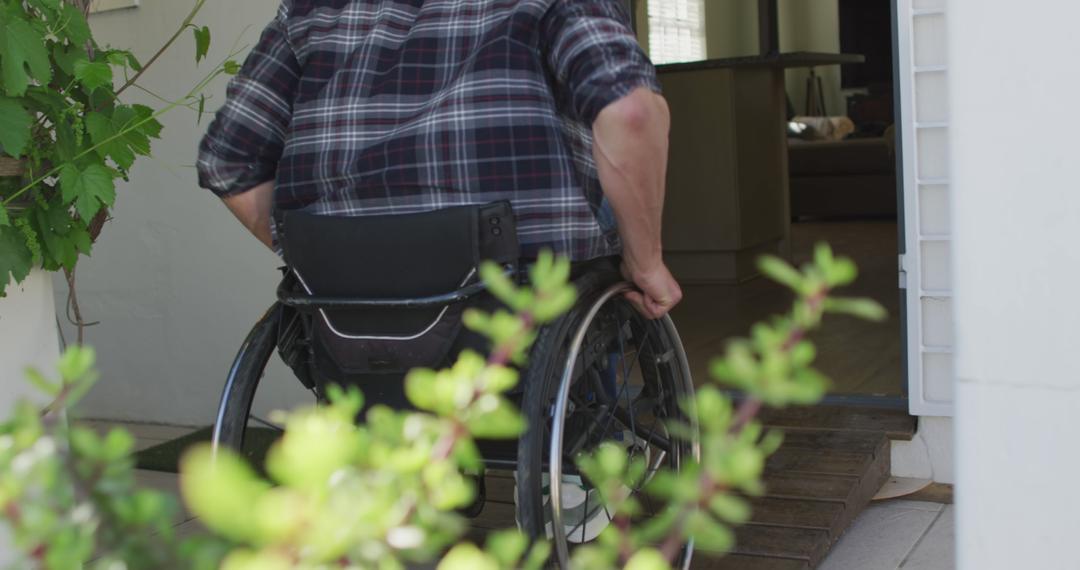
[280,203,517,337]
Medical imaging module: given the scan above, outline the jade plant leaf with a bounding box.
[0,97,32,156]
[0,16,52,96]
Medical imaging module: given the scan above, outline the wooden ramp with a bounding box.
[469,406,913,570]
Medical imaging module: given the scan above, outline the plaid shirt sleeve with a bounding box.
[196,2,300,197]
[541,0,661,126]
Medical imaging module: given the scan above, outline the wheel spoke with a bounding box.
[533,292,693,568]
[569,322,652,455]
[250,414,284,432]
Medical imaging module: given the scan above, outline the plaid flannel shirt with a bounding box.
[196,0,660,260]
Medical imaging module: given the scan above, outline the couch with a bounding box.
[787,129,898,219]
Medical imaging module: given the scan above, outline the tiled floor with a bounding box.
[820,500,955,570]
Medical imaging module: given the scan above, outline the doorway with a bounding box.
[635,0,908,406]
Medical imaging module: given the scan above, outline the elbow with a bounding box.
[599,88,670,136]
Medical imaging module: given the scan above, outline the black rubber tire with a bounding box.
[211,303,281,454]
[515,270,613,539]
[514,272,695,568]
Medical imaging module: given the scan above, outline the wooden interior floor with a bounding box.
[669,220,904,397]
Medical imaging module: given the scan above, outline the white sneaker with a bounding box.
[515,430,649,543]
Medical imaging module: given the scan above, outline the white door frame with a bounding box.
[895,0,954,417]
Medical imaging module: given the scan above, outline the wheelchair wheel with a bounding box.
[211,303,288,457]
[516,276,698,569]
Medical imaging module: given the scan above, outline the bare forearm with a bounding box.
[593,87,681,318]
[592,87,671,274]
[221,180,275,250]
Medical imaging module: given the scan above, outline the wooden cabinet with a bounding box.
[657,53,862,283]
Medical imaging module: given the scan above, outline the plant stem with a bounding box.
[730,398,762,434]
[113,0,208,98]
[63,264,97,345]
[657,473,718,562]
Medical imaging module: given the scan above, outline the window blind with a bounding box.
[646,0,707,64]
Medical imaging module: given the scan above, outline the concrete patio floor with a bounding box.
[820,500,954,570]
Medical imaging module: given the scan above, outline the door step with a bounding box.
[470,406,901,569]
[759,404,917,441]
[693,407,898,569]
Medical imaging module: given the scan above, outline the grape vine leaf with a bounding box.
[52,44,88,77]
[0,224,33,296]
[130,104,163,138]
[85,112,119,163]
[124,51,142,72]
[0,97,32,157]
[59,163,116,221]
[0,16,52,96]
[100,49,142,72]
[85,106,158,170]
[35,203,86,271]
[74,60,113,93]
[193,25,211,65]
[0,203,9,226]
[85,111,134,170]
[59,3,92,46]
[113,105,153,156]
[27,0,61,12]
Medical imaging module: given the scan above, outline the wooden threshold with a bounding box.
[759,404,917,441]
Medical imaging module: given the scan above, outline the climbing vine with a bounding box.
[0,0,238,298]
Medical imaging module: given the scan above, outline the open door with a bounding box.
[895,0,954,416]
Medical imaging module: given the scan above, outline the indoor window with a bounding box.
[646,0,707,64]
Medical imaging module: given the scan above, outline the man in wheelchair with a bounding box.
[196,1,693,563]
[196,0,680,320]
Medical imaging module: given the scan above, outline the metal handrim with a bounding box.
[548,284,697,568]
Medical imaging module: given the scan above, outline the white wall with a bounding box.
[704,1,758,60]
[1,271,59,416]
[890,417,953,484]
[950,1,1080,568]
[0,271,59,570]
[700,0,845,116]
[60,0,310,426]
[778,0,845,117]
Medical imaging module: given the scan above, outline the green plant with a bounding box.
[0,0,239,302]
[0,346,229,569]
[566,244,886,568]
[0,246,885,569]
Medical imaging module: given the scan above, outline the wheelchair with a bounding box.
[209,202,699,568]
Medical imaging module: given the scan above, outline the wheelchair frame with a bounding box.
[211,270,698,569]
